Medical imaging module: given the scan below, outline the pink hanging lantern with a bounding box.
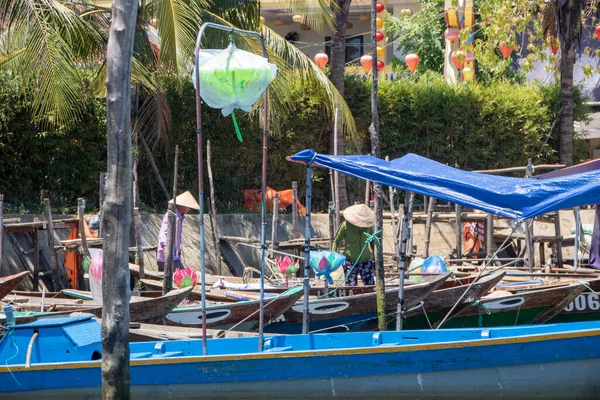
[444,28,460,43]
[314,52,329,70]
[360,55,373,73]
[405,53,419,73]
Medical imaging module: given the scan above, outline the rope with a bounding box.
[317,229,382,299]
[436,221,523,329]
[473,300,491,327]
[0,324,20,386]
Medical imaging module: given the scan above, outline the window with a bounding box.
[325,35,364,65]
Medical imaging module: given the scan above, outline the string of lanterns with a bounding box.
[313,1,387,74]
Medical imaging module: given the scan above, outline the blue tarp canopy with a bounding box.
[290,150,600,221]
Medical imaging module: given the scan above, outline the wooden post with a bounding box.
[163,145,179,295]
[271,193,279,255]
[78,198,90,258]
[0,194,3,273]
[328,201,335,250]
[43,198,60,292]
[364,181,371,205]
[102,0,136,394]
[554,211,563,267]
[206,140,222,275]
[424,197,435,257]
[573,206,582,270]
[455,204,462,259]
[32,222,40,292]
[292,181,298,230]
[387,156,399,268]
[99,172,106,238]
[134,208,144,280]
[486,213,494,257]
[525,160,535,272]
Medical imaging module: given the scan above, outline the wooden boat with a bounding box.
[159,286,303,331]
[140,279,234,302]
[2,315,600,398]
[128,322,260,342]
[0,271,29,301]
[399,271,506,330]
[437,282,586,328]
[264,272,453,334]
[2,286,193,324]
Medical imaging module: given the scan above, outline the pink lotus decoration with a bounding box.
[275,256,299,287]
[173,267,198,288]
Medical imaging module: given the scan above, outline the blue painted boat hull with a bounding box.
[2,317,600,398]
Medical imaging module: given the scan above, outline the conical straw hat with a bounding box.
[168,191,200,210]
[342,204,374,228]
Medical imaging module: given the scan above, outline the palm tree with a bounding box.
[543,0,587,166]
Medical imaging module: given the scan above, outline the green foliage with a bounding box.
[384,0,446,74]
[0,73,590,213]
[0,71,106,212]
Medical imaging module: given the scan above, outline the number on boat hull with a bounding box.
[564,293,600,313]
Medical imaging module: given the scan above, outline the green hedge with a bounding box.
[0,71,588,213]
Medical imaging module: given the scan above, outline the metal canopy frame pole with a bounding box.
[194,23,269,354]
[302,163,313,334]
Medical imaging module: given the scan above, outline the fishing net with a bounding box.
[193,43,277,141]
[310,251,346,284]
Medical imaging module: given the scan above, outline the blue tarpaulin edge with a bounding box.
[289,150,600,221]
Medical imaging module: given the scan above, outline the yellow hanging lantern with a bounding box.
[376,17,384,28]
[292,14,304,23]
[376,46,384,57]
[445,8,459,29]
[462,67,474,82]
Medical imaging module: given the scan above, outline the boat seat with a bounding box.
[264,346,293,353]
[131,352,153,359]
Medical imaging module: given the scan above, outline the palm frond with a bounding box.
[542,0,557,38]
[0,0,107,126]
[134,87,171,149]
[151,0,207,73]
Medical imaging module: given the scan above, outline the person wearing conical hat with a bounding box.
[157,191,200,272]
[332,204,375,286]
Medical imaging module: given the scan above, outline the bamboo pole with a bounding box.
[406,192,415,256]
[387,156,399,268]
[525,160,535,272]
[396,193,410,331]
[32,223,39,292]
[574,206,582,271]
[0,194,3,273]
[163,145,179,295]
[302,163,313,334]
[292,181,298,230]
[140,135,170,201]
[328,201,335,250]
[134,208,144,279]
[43,198,60,291]
[554,211,563,267]
[333,108,341,230]
[424,196,435,257]
[271,193,279,255]
[206,140,222,275]
[486,213,494,258]
[455,204,462,259]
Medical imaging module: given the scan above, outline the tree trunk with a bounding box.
[330,0,351,208]
[557,0,584,167]
[102,0,138,397]
[369,0,385,331]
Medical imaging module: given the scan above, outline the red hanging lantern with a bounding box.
[444,28,460,43]
[499,41,513,59]
[595,25,600,40]
[376,31,385,42]
[377,60,385,71]
[376,2,385,13]
[547,36,559,55]
[405,53,420,73]
[451,50,465,70]
[465,51,475,63]
[360,55,373,73]
[314,52,329,70]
